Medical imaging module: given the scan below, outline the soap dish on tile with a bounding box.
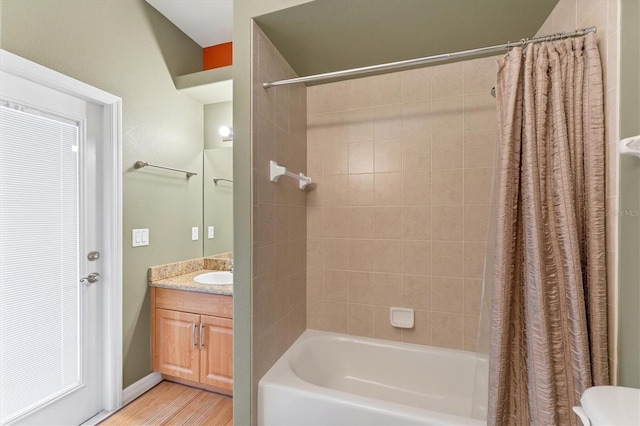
[390,307,414,329]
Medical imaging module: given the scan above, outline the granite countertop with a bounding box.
[150,269,233,296]
[148,255,233,296]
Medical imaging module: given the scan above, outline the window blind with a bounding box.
[0,105,80,422]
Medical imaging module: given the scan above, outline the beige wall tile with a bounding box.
[432,132,463,169]
[431,62,463,99]
[553,0,577,33]
[432,313,464,350]
[401,205,431,240]
[306,85,324,115]
[401,240,431,275]
[324,174,350,206]
[349,271,375,304]
[401,68,431,103]
[464,94,497,132]
[578,0,604,28]
[349,174,375,206]
[349,141,374,174]
[307,298,323,329]
[348,304,375,337]
[306,48,499,354]
[324,269,348,302]
[254,26,307,401]
[464,205,490,242]
[375,172,403,205]
[307,144,324,175]
[374,240,402,273]
[464,56,498,95]
[323,239,349,270]
[275,205,290,243]
[349,77,376,110]
[432,169,463,205]
[323,112,349,144]
[307,269,323,299]
[402,274,431,310]
[323,301,348,333]
[463,241,486,279]
[306,174,323,207]
[374,73,402,106]
[432,241,463,278]
[257,204,276,247]
[307,207,323,238]
[402,310,432,345]
[374,306,404,342]
[401,101,431,137]
[464,279,483,315]
[463,130,496,168]
[374,105,402,141]
[348,207,375,238]
[323,142,349,175]
[432,205,464,241]
[402,170,431,205]
[374,273,403,306]
[323,81,350,113]
[324,207,349,238]
[463,315,480,351]
[348,239,375,272]
[432,277,464,313]
[375,207,402,239]
[432,96,463,136]
[402,134,431,171]
[375,139,403,172]
[464,168,493,204]
[348,108,375,143]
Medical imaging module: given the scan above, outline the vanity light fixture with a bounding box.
[219,125,233,142]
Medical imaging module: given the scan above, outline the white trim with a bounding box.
[0,49,124,414]
[121,373,163,406]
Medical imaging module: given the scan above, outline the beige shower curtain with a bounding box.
[488,32,609,425]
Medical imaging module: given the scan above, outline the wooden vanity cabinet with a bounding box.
[151,287,233,396]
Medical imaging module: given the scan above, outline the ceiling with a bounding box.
[146,0,232,48]
[146,0,559,85]
[255,0,559,80]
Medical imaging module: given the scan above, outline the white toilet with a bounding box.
[573,386,640,425]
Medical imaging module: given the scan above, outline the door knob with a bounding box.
[80,272,101,284]
[87,251,100,261]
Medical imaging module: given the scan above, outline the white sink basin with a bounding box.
[194,271,233,285]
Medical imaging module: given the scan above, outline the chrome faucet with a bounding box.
[229,258,233,273]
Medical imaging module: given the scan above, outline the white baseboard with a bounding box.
[122,372,162,406]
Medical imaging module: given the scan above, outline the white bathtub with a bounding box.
[258,329,486,425]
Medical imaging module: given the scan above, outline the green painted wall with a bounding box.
[618,0,640,387]
[0,0,203,387]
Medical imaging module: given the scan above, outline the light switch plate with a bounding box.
[208,226,214,239]
[192,227,199,241]
[132,229,149,247]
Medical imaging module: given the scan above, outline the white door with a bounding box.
[0,69,104,424]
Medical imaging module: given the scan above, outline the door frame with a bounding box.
[0,49,123,413]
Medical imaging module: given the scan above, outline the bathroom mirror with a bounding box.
[203,100,234,257]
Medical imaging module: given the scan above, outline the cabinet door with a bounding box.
[154,308,200,381]
[200,315,233,392]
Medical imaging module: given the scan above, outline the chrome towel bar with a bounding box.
[134,160,197,178]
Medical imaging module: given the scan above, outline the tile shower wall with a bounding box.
[305,56,498,351]
[537,0,621,384]
[252,23,307,394]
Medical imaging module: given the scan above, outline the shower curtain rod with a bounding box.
[262,27,596,89]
